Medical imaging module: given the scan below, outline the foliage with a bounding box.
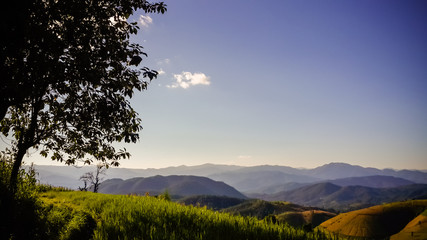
[0,155,46,239]
[0,0,166,190]
[179,195,246,210]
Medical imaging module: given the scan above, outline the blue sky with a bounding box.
[17,0,427,169]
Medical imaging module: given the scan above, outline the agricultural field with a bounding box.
[38,191,338,240]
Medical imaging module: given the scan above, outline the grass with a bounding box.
[39,191,337,240]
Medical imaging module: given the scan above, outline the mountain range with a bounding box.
[32,162,427,192]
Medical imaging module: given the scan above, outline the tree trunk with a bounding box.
[9,141,27,192]
[9,98,42,192]
[0,104,8,122]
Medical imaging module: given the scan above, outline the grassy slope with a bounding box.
[318,200,427,239]
[40,191,335,240]
[222,199,336,228]
[277,210,336,228]
[390,209,427,240]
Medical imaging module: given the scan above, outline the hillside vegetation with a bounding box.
[318,200,427,239]
[390,209,427,240]
[39,191,334,240]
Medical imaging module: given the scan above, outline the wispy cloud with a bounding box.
[237,155,252,159]
[167,72,211,89]
[139,15,153,28]
[157,69,166,76]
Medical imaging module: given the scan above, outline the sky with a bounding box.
[4,0,427,170]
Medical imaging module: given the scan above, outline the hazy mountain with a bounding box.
[31,162,427,191]
[249,182,312,195]
[265,183,427,211]
[328,175,415,188]
[97,175,247,199]
[307,162,427,184]
[208,169,320,192]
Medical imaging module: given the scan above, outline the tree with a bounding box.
[79,164,106,193]
[0,0,167,191]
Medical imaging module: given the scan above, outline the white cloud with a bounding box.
[139,15,153,28]
[237,155,252,159]
[157,69,166,75]
[167,72,211,89]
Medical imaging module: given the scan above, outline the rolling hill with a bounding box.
[318,200,427,239]
[97,175,247,199]
[390,209,427,240]
[222,199,336,228]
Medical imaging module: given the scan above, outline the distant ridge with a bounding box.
[97,175,247,199]
[31,162,427,191]
[328,175,415,188]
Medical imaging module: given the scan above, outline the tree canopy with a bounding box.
[0,0,166,189]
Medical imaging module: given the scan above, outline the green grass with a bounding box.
[40,191,337,240]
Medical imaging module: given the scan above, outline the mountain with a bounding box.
[328,175,415,188]
[265,183,427,211]
[307,162,427,184]
[31,162,427,191]
[318,200,427,239]
[208,169,320,193]
[97,175,247,199]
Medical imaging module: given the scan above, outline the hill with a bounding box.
[318,200,427,239]
[390,209,427,240]
[222,199,336,228]
[266,183,427,211]
[37,191,328,240]
[97,175,247,199]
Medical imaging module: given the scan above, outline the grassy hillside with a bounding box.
[318,200,427,239]
[39,191,335,240]
[178,195,246,210]
[222,199,336,228]
[390,209,427,240]
[277,210,336,228]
